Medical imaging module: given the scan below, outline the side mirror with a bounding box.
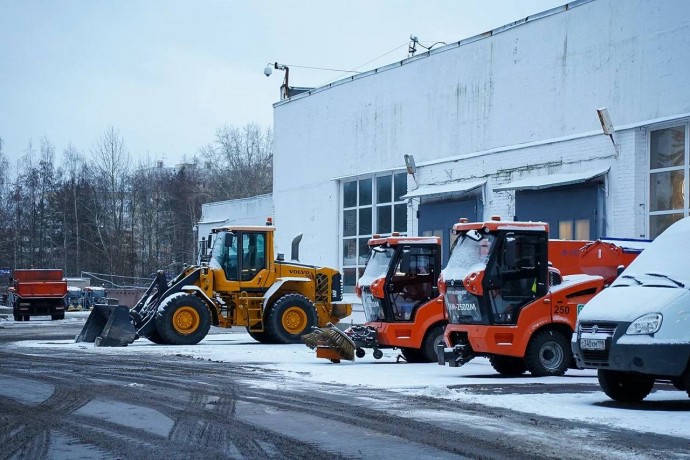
[224,233,235,248]
[207,234,213,249]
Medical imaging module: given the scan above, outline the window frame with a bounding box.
[647,121,690,238]
[341,171,408,293]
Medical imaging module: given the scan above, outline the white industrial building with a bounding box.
[200,0,690,297]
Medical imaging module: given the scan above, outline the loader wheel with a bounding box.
[524,329,570,377]
[598,369,654,402]
[265,294,317,344]
[246,328,277,344]
[145,330,168,345]
[489,355,527,376]
[155,293,211,345]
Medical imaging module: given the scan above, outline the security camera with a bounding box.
[263,65,273,77]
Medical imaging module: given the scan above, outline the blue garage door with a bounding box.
[515,183,604,240]
[418,197,481,265]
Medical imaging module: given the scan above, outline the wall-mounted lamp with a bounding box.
[404,154,417,184]
[597,107,616,146]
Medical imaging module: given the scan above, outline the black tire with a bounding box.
[355,347,366,359]
[246,328,277,344]
[490,355,527,376]
[51,313,65,321]
[598,369,654,402]
[264,294,317,344]
[23,315,30,321]
[373,348,383,360]
[13,314,21,322]
[524,329,570,377]
[155,293,212,345]
[145,330,168,345]
[400,347,425,363]
[420,324,446,363]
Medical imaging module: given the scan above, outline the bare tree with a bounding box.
[90,127,131,274]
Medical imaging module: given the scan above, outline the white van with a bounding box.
[572,216,690,402]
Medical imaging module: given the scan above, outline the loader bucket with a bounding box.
[75,304,137,347]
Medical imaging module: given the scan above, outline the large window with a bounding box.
[649,124,689,238]
[342,172,407,292]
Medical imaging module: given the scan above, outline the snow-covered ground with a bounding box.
[4,315,690,440]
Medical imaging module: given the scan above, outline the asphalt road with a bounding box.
[0,320,689,460]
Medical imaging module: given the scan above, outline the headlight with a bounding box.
[626,313,663,335]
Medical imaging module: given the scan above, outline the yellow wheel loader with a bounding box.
[76,225,351,346]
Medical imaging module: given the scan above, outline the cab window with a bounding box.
[241,233,266,281]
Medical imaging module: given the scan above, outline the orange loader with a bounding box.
[305,234,445,363]
[437,217,647,376]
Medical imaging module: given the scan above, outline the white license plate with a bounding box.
[580,338,605,350]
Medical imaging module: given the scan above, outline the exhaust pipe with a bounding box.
[291,233,303,261]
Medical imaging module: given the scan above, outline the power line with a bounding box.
[318,42,409,87]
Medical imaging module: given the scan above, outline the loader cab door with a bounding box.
[210,231,268,285]
[240,232,267,284]
[483,231,548,324]
[386,245,439,322]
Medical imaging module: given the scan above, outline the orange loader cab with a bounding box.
[350,235,446,362]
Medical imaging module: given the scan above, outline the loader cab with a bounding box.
[358,237,441,323]
[209,227,271,285]
[442,222,549,326]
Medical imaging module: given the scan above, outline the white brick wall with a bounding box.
[272,0,690,269]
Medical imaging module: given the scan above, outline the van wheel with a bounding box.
[13,314,21,322]
[598,369,654,402]
[525,329,570,377]
[265,294,317,344]
[155,293,211,345]
[490,355,527,376]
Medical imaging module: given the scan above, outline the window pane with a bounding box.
[343,209,356,237]
[649,170,685,211]
[358,238,370,264]
[344,181,357,208]
[650,213,684,239]
[359,208,372,234]
[558,221,573,240]
[575,219,590,240]
[359,178,372,206]
[343,239,357,265]
[377,206,392,233]
[393,203,407,232]
[650,126,685,169]
[377,175,392,204]
[394,172,407,201]
[343,268,357,293]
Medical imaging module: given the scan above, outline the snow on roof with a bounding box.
[401,180,486,200]
[493,167,609,192]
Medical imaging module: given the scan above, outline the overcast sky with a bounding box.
[0,0,566,166]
